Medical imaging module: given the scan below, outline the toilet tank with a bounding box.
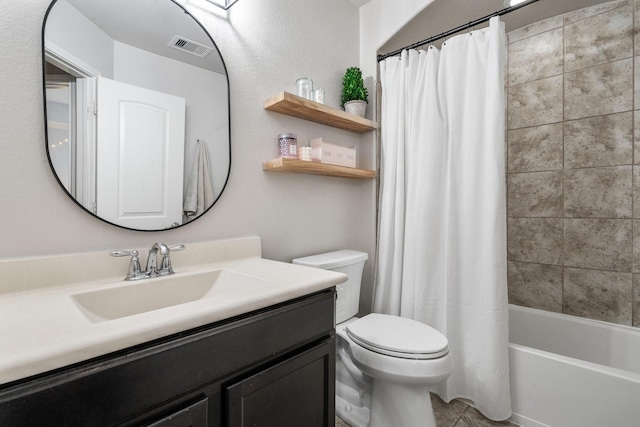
[292,250,368,324]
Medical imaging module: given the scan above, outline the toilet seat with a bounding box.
[346,313,448,360]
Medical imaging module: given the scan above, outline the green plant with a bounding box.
[341,67,368,107]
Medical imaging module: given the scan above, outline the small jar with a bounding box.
[312,88,325,104]
[296,77,313,100]
[278,133,297,158]
[298,146,312,161]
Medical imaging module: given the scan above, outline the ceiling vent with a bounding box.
[168,36,213,58]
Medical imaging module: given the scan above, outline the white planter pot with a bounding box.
[344,100,367,118]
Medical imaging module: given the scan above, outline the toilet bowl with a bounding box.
[293,250,452,427]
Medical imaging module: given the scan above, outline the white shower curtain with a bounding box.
[374,17,511,420]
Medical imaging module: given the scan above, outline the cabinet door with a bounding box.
[226,338,335,427]
[145,397,208,427]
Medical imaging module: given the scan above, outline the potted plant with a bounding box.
[341,67,368,117]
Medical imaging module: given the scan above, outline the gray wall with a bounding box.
[0,0,377,314]
[506,0,640,327]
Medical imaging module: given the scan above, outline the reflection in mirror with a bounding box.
[43,0,230,231]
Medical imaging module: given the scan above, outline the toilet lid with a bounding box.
[346,313,449,360]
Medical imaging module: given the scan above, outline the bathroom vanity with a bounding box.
[0,290,335,426]
[0,237,344,426]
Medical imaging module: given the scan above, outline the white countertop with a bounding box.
[0,238,346,385]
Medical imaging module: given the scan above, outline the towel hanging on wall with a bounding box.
[184,140,214,219]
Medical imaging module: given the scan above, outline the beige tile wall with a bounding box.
[506,0,640,327]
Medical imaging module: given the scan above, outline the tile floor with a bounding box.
[335,394,517,427]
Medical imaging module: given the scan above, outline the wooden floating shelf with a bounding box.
[263,157,377,179]
[264,92,378,134]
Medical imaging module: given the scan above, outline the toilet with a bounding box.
[293,250,452,427]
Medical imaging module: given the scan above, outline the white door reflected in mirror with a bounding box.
[96,77,186,230]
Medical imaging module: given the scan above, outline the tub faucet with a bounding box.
[110,243,185,281]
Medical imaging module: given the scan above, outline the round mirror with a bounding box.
[42,0,230,231]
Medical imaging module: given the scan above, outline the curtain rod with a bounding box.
[377,0,540,62]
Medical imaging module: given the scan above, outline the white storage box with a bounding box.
[310,138,356,168]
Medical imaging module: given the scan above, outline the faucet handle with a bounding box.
[110,249,137,257]
[158,245,184,276]
[110,249,145,281]
[158,244,185,275]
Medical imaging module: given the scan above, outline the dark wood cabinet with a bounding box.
[0,290,335,427]
[227,338,335,427]
[146,397,209,427]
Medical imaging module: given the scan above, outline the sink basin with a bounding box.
[71,270,270,323]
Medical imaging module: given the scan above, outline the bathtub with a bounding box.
[508,304,640,427]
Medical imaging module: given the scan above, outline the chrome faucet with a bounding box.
[146,242,185,276]
[111,243,185,281]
